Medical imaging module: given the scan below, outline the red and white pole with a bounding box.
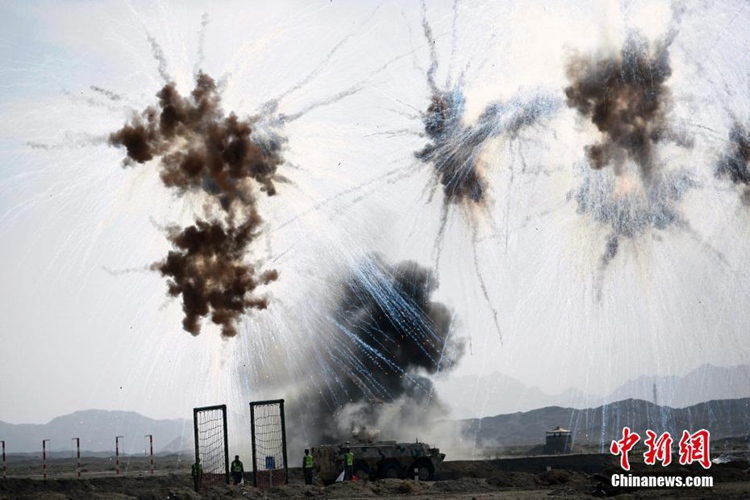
[145,435,154,475]
[116,436,123,476]
[42,439,50,480]
[2,440,6,479]
[72,438,81,478]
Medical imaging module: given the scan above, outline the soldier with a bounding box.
[343,447,354,481]
[191,458,203,492]
[303,448,314,485]
[231,455,244,485]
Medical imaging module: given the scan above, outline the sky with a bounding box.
[1,0,750,430]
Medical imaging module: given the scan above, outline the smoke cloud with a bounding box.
[715,122,750,205]
[565,33,677,178]
[415,9,558,207]
[109,72,283,208]
[297,255,464,444]
[416,88,557,205]
[564,30,702,275]
[109,72,282,336]
[151,218,278,337]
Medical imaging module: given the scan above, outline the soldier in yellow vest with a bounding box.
[231,455,244,485]
[343,448,354,481]
[302,449,314,485]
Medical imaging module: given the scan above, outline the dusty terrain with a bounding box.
[0,454,748,499]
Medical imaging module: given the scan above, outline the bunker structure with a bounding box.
[544,426,573,454]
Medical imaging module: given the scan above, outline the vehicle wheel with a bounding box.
[377,460,401,479]
[410,458,435,481]
[353,460,370,481]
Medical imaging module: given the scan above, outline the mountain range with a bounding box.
[2,364,748,454]
[0,410,192,455]
[461,397,750,448]
[435,363,750,419]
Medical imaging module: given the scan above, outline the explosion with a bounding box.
[109,71,283,337]
[411,8,559,341]
[109,72,283,206]
[297,255,464,444]
[416,87,557,206]
[152,219,278,337]
[565,28,697,270]
[565,33,678,178]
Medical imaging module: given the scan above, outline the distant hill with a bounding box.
[0,410,192,455]
[435,363,750,419]
[605,363,750,408]
[433,372,591,419]
[461,397,750,447]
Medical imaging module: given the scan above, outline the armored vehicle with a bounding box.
[312,430,445,483]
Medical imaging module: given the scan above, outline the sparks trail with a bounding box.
[147,33,170,84]
[415,8,559,340]
[270,162,420,237]
[102,266,151,276]
[151,218,278,338]
[471,225,502,341]
[418,88,559,205]
[194,13,210,76]
[272,5,382,106]
[90,86,124,102]
[302,254,465,443]
[62,89,122,113]
[255,5,417,127]
[715,122,750,205]
[276,47,419,124]
[27,132,109,150]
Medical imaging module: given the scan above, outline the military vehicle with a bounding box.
[311,429,445,484]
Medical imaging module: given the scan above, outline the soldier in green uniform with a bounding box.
[303,449,314,485]
[343,448,354,481]
[231,455,244,485]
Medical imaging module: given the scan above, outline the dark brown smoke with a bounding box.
[152,217,278,338]
[565,34,674,178]
[109,71,283,337]
[716,122,750,205]
[109,72,283,209]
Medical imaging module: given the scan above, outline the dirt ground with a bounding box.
[1,456,748,499]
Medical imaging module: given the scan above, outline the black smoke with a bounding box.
[300,255,464,443]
